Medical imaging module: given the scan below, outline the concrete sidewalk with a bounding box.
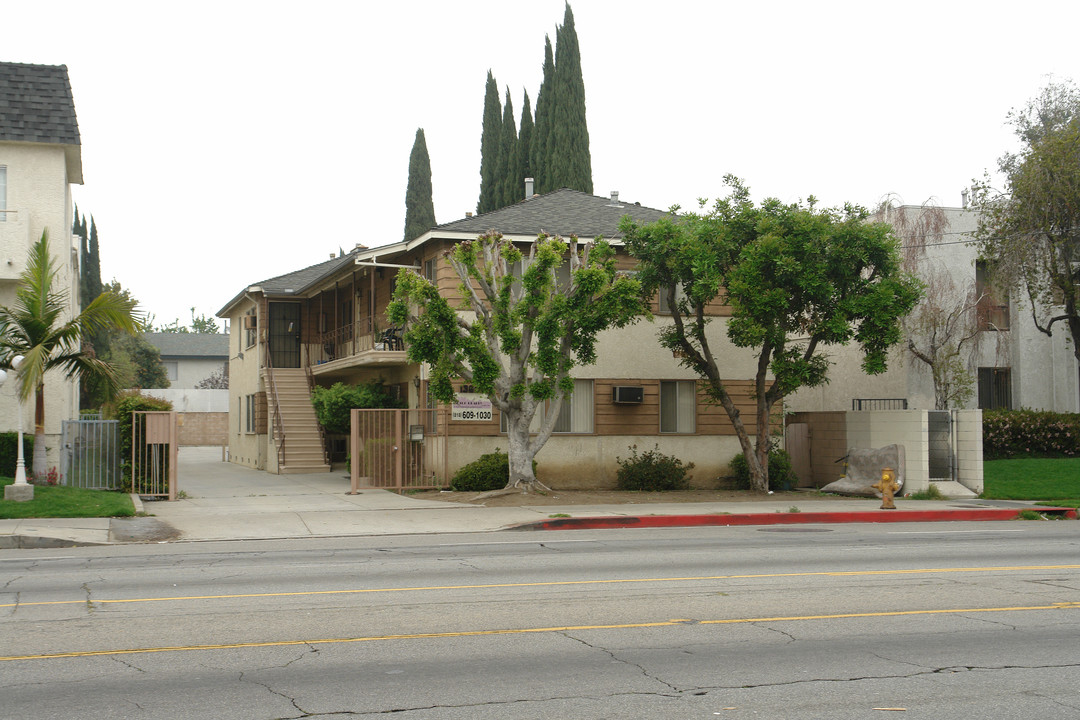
[1,447,1073,548]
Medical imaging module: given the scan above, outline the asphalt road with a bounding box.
[2,522,1079,719]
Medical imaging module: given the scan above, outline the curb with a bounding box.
[514,506,1078,531]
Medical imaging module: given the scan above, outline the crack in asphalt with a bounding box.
[561,631,682,693]
[239,670,308,717]
[81,582,95,612]
[959,612,1018,630]
[110,656,147,674]
[2,575,22,590]
[753,622,797,643]
[720,662,1080,690]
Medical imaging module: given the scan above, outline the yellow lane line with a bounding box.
[3,602,1078,662]
[5,564,1080,609]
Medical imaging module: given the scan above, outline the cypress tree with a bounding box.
[496,88,519,208]
[549,3,592,194]
[403,128,437,242]
[531,36,555,194]
[477,71,502,214]
[517,90,535,198]
[87,216,102,303]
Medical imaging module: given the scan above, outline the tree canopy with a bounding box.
[974,79,1080,362]
[621,177,922,492]
[388,232,644,488]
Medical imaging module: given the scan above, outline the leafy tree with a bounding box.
[157,307,221,334]
[531,36,555,194]
[403,127,436,242]
[621,177,922,493]
[388,232,644,490]
[194,365,229,390]
[0,230,142,478]
[547,3,592,194]
[110,333,170,389]
[973,79,1080,364]
[477,71,502,214]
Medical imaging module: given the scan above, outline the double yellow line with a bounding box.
[4,601,1079,662]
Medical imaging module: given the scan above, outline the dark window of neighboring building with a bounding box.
[978,367,1012,409]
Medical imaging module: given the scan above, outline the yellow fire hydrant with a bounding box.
[872,467,900,510]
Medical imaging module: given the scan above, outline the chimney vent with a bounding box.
[525,177,534,199]
[961,189,969,209]
[466,211,473,218]
[609,191,622,207]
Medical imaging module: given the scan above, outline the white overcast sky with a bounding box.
[6,1,1079,327]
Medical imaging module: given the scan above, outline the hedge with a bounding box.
[983,409,1080,460]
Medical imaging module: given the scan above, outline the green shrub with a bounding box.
[983,409,1080,459]
[615,444,693,491]
[451,450,513,492]
[0,432,33,478]
[113,391,173,493]
[729,447,798,491]
[311,380,407,435]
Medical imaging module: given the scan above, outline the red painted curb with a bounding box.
[519,506,1077,531]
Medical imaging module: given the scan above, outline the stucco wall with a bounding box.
[226,297,266,470]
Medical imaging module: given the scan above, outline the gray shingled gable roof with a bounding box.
[434,188,670,239]
[143,333,229,359]
[0,62,80,146]
[255,251,359,296]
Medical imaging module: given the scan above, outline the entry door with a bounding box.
[268,302,302,368]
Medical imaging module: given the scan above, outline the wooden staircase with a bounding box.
[265,368,331,474]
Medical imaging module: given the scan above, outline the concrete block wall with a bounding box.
[178,412,228,447]
[849,410,931,493]
[954,409,984,494]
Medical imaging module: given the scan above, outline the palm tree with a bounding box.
[0,229,142,478]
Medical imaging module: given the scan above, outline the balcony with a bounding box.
[306,317,409,375]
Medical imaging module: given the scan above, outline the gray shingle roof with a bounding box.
[0,62,80,146]
[255,252,359,295]
[143,333,229,359]
[434,188,670,239]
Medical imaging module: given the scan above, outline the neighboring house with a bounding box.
[787,200,1079,414]
[140,332,230,447]
[143,332,229,388]
[0,62,83,468]
[217,188,762,482]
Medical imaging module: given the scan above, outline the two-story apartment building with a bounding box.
[0,62,83,468]
[218,188,761,487]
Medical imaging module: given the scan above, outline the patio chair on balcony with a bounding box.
[380,327,404,351]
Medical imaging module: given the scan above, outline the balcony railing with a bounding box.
[309,317,406,366]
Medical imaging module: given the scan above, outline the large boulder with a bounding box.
[821,444,905,497]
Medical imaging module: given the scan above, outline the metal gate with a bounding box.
[60,419,120,489]
[927,410,954,481]
[349,408,446,492]
[129,411,178,499]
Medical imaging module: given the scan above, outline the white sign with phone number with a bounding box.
[452,393,493,422]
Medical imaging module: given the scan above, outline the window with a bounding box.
[424,258,437,284]
[0,166,6,223]
[658,284,687,314]
[244,310,257,349]
[163,361,178,382]
[977,368,1012,410]
[245,394,257,433]
[975,260,1009,330]
[500,379,594,434]
[660,380,696,433]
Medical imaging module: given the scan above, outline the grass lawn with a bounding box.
[982,457,1080,508]
[0,476,135,519]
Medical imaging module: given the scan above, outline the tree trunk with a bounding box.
[505,415,539,489]
[752,397,772,494]
[33,385,46,479]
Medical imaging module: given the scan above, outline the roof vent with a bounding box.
[609,191,622,207]
[466,212,473,218]
[525,177,535,199]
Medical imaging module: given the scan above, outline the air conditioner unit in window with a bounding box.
[612,386,644,404]
[243,315,257,329]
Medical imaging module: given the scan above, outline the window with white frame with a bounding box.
[500,379,594,434]
[162,361,178,382]
[660,380,696,433]
[245,394,256,433]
